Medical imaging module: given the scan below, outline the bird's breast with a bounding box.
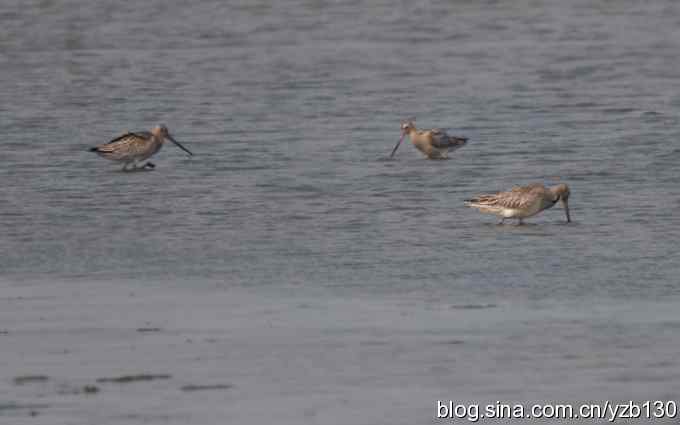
[412,138,432,154]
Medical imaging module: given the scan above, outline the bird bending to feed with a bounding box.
[89,125,193,171]
[465,183,571,225]
[390,119,468,159]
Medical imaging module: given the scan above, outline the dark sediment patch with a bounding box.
[359,340,390,346]
[450,303,497,310]
[13,375,49,385]
[136,327,162,332]
[82,385,100,394]
[96,374,171,384]
[57,384,100,395]
[180,384,233,392]
[437,339,464,345]
[0,402,50,411]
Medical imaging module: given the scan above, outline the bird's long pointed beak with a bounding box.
[562,199,571,223]
[167,134,193,156]
[390,133,405,158]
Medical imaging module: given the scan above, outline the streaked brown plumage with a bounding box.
[465,183,571,224]
[89,125,192,170]
[390,119,467,159]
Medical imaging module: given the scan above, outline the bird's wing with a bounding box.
[428,129,468,148]
[428,129,448,146]
[103,131,150,145]
[469,184,547,209]
[92,132,150,160]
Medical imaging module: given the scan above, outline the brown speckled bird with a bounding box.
[465,183,571,225]
[89,125,192,171]
[390,119,467,159]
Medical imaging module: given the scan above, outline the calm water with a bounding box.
[1,1,679,423]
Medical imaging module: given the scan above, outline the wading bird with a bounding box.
[390,119,468,159]
[89,125,192,170]
[465,183,571,225]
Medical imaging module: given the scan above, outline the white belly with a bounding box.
[501,202,544,219]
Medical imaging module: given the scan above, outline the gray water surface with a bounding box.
[1,1,679,424]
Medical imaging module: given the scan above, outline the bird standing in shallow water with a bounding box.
[465,183,571,225]
[390,119,468,159]
[89,125,192,171]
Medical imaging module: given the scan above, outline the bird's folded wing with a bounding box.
[492,184,546,208]
[430,129,467,148]
[469,184,546,209]
[429,129,450,147]
[104,131,150,145]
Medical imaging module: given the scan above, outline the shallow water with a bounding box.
[1,1,680,424]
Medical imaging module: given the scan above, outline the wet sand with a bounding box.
[2,278,678,424]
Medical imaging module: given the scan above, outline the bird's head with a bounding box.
[551,183,571,223]
[390,118,416,158]
[153,124,193,157]
[152,124,170,138]
[400,119,416,135]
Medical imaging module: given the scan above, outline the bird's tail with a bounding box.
[465,195,501,213]
[89,147,99,152]
[448,136,468,149]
